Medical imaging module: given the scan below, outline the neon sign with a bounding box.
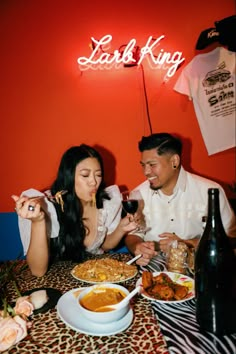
[77,34,185,78]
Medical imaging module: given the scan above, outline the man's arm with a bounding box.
[124,234,143,255]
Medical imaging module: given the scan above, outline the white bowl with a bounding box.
[77,283,130,323]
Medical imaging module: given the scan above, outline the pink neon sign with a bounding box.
[77,34,185,78]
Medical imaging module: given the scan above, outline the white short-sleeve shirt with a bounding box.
[131,167,236,241]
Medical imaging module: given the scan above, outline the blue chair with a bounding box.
[109,239,129,254]
[0,213,24,261]
[0,212,130,261]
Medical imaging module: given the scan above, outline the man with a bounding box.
[125,133,236,266]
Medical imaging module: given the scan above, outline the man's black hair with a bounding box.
[138,133,182,156]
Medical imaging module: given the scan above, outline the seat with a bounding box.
[0,212,24,261]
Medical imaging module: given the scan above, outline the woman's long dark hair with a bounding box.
[50,144,110,263]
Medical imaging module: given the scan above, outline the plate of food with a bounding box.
[136,271,194,303]
[57,288,134,336]
[23,287,62,314]
[71,258,138,283]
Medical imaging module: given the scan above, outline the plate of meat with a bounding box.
[136,271,194,303]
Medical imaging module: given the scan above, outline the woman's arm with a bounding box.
[27,215,49,277]
[12,194,50,277]
[100,185,138,251]
[101,215,137,251]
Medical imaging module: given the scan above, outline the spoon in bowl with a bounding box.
[94,285,142,312]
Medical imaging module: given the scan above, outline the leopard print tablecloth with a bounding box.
[3,255,169,354]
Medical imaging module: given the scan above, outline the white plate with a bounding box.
[57,288,134,336]
[136,271,194,304]
[71,271,138,284]
[71,261,138,284]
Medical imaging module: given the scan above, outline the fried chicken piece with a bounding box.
[142,271,153,290]
[153,272,173,285]
[150,284,175,301]
[172,283,189,300]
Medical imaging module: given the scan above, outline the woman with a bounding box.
[12,145,137,277]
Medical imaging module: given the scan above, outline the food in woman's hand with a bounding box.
[72,258,137,282]
[142,271,189,301]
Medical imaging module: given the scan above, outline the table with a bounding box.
[2,254,168,354]
[2,253,236,354]
[144,255,236,354]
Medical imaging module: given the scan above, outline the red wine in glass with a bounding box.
[121,190,149,233]
[122,199,138,215]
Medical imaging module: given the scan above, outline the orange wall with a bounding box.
[1,0,235,212]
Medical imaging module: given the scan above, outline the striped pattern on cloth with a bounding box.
[141,254,236,354]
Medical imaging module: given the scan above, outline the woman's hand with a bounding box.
[119,214,138,233]
[12,195,45,222]
[12,194,49,277]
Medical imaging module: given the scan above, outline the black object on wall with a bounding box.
[196,15,236,52]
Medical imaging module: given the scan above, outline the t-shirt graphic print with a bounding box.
[174,47,235,155]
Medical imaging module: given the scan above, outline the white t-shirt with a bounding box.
[174,47,236,155]
[131,167,236,241]
[18,185,122,256]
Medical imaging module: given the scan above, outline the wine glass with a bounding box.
[121,191,139,217]
[121,190,148,233]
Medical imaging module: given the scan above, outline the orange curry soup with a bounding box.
[80,287,126,312]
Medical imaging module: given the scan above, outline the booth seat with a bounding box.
[0,212,24,261]
[1,198,235,261]
[0,212,128,262]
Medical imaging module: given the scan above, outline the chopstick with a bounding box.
[126,254,142,265]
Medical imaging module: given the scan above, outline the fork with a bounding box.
[43,190,68,202]
[26,190,68,202]
[26,190,68,212]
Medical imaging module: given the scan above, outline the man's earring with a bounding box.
[173,165,177,169]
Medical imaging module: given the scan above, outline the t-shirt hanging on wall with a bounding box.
[174,47,235,155]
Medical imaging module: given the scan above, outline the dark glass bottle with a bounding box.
[195,188,236,335]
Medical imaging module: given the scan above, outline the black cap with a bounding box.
[195,28,219,50]
[215,15,236,52]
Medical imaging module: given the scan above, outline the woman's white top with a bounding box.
[18,185,122,256]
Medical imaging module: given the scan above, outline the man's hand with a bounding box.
[158,233,180,253]
[159,232,200,253]
[135,241,157,266]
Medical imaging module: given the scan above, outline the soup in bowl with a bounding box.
[77,283,130,323]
